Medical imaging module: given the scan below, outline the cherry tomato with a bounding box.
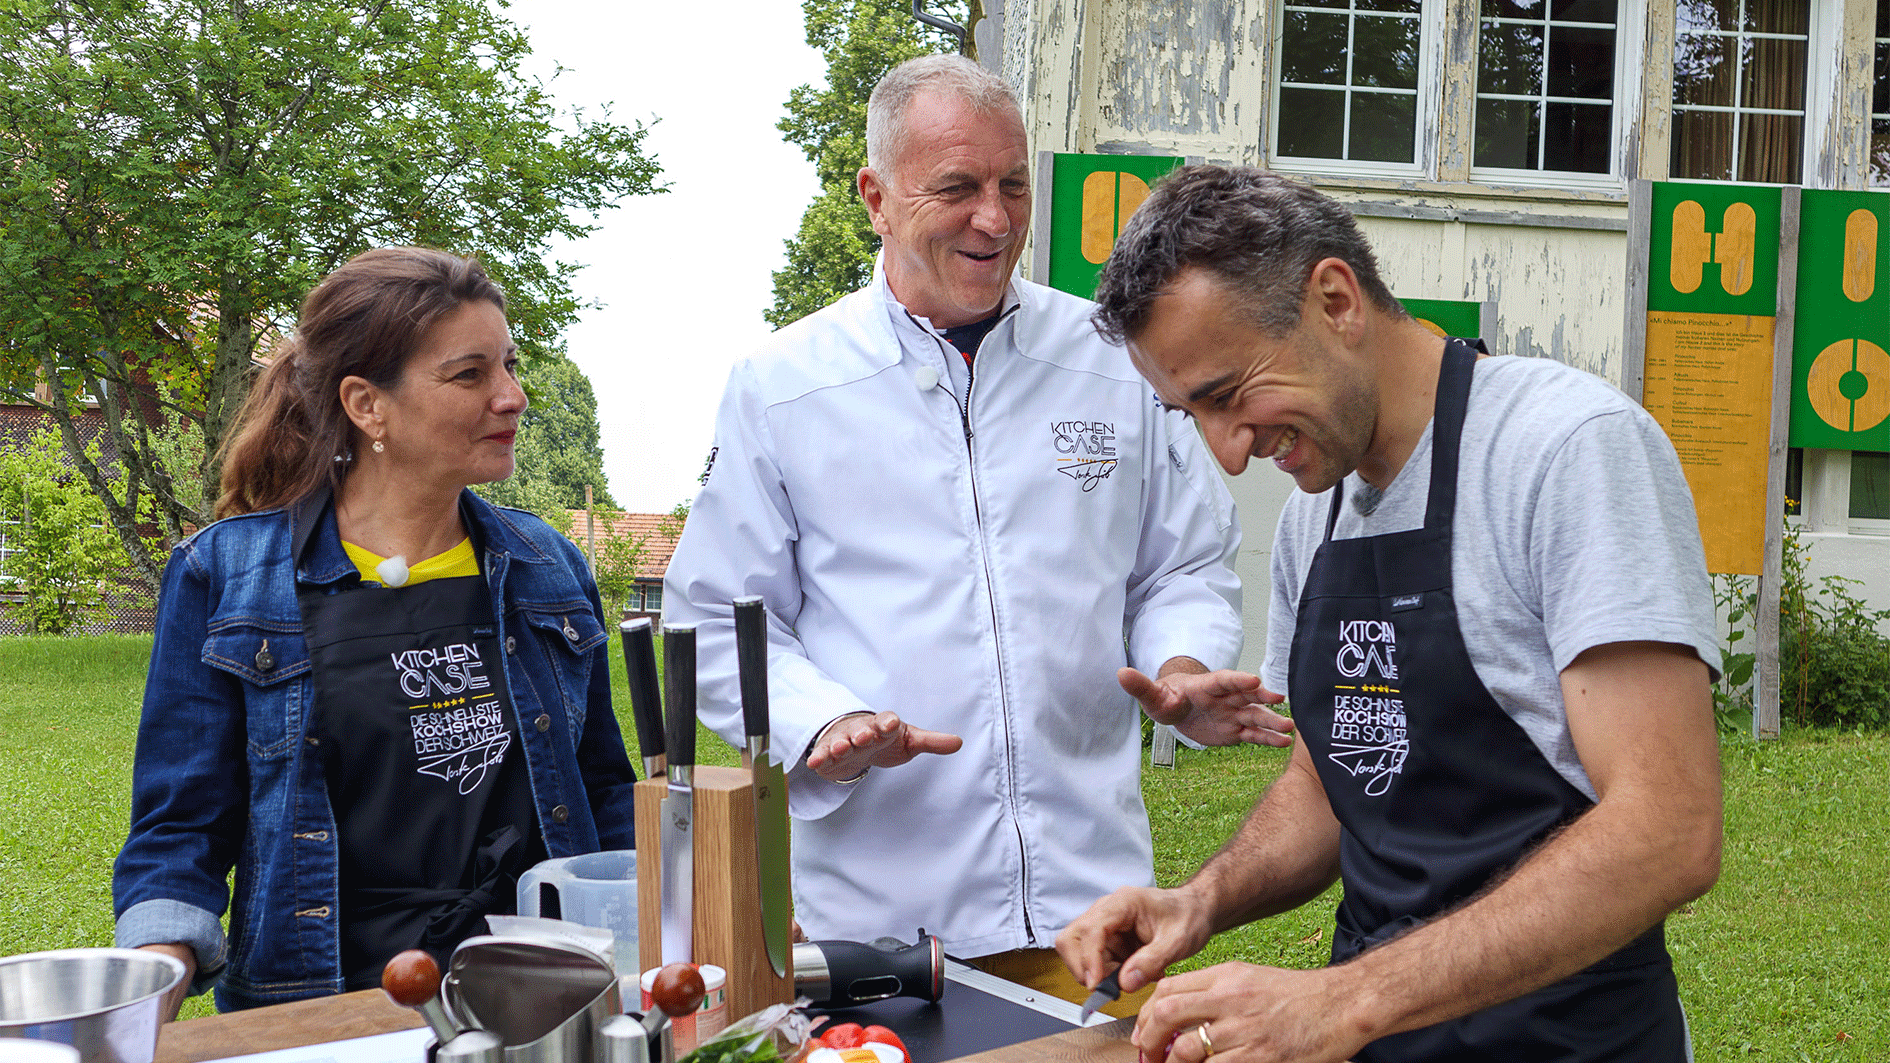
[819,1023,867,1050]
[860,1026,909,1063]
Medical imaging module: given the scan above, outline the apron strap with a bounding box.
[1323,479,1345,543]
[1422,338,1486,532]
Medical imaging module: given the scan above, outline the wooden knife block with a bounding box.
[635,765,793,1020]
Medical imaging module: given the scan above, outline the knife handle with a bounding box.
[733,596,769,743]
[663,623,697,769]
[620,619,665,765]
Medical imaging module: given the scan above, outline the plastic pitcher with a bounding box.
[517,850,638,976]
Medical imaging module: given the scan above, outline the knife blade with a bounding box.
[733,595,791,978]
[620,618,666,781]
[660,622,697,965]
[1078,966,1122,1024]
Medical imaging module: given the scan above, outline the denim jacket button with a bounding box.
[534,714,551,733]
[551,804,570,823]
[255,640,275,672]
[505,636,518,655]
[562,619,578,641]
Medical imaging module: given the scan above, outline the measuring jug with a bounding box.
[517,850,638,976]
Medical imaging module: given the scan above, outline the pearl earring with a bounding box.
[372,439,385,454]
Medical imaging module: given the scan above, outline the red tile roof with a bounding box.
[563,510,682,580]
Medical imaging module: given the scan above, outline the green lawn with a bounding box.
[1,635,1881,1058]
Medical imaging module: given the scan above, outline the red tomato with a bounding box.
[860,1026,909,1063]
[820,1023,867,1050]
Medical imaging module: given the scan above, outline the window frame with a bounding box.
[1466,3,1632,190]
[1667,0,1815,187]
[1268,0,1445,180]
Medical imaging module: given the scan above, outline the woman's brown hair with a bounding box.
[216,247,507,518]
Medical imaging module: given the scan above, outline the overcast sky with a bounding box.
[502,1,829,513]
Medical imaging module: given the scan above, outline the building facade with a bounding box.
[996,0,1890,667]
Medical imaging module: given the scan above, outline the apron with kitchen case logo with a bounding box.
[292,491,542,988]
[1287,339,1689,1062]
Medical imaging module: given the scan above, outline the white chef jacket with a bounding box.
[664,264,1242,956]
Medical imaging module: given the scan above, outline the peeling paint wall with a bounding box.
[1093,4,1242,138]
[1350,216,1630,381]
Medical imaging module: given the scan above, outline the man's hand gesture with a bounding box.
[1122,658,1293,748]
[805,710,963,783]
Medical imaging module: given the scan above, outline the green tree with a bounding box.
[475,353,615,517]
[0,0,662,591]
[766,0,975,328]
[0,427,139,635]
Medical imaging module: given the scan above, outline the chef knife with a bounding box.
[660,623,697,965]
[733,595,791,978]
[620,618,666,780]
[1077,966,1122,1024]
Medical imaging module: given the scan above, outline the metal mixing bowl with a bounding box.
[0,949,186,1063]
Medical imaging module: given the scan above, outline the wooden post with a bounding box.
[1150,724,1177,768]
[1756,189,1798,740]
[585,484,596,573]
[634,766,793,1020]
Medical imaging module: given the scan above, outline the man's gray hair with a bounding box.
[1091,165,1404,344]
[866,54,1021,177]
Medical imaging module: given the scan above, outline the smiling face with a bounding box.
[1129,268,1379,494]
[365,298,528,493]
[858,90,1031,327]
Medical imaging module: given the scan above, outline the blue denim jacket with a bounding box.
[112,491,638,1011]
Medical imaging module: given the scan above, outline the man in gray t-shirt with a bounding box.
[1054,166,1722,1063]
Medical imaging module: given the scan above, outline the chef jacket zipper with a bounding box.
[914,314,1037,946]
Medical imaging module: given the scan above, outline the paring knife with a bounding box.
[660,623,698,965]
[620,618,666,781]
[1078,966,1123,1023]
[733,596,792,979]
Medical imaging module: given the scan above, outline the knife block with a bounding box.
[634,765,794,1021]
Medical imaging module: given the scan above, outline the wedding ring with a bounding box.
[1196,1023,1215,1057]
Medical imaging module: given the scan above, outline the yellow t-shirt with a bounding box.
[342,538,479,586]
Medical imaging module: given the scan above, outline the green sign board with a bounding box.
[1046,152,1186,299]
[1790,189,1890,452]
[1648,181,1780,316]
[1640,180,1783,576]
[1401,298,1483,339]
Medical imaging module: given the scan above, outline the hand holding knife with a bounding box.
[1078,965,1123,1023]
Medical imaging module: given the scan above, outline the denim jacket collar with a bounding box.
[290,487,558,589]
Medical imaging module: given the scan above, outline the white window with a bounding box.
[1272,0,1432,173]
[1851,451,1890,531]
[1472,1,1620,178]
[1669,0,1810,184]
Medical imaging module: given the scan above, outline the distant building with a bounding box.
[563,509,682,622]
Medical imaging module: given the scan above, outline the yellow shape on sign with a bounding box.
[1843,208,1877,303]
[1806,338,1890,433]
[1080,171,1152,265]
[1669,200,1757,296]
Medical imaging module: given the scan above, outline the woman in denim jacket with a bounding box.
[112,248,639,1015]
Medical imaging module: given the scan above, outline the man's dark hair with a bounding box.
[1091,165,1403,344]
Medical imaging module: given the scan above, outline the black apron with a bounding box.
[1287,339,1689,1062]
[292,492,540,988]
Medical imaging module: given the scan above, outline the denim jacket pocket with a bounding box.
[201,624,310,760]
[515,607,603,726]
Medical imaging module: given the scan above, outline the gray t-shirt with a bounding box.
[1261,354,1718,800]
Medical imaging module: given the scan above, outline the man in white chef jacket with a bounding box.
[663,54,1291,1014]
